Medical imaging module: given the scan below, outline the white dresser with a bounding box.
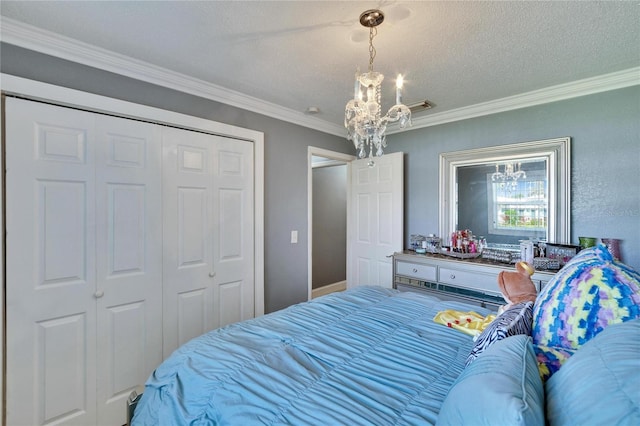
[393,251,556,311]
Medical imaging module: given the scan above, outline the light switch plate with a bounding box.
[291,230,298,244]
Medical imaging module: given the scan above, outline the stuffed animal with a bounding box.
[497,261,537,314]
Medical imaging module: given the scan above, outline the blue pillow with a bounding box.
[545,319,640,426]
[437,335,544,426]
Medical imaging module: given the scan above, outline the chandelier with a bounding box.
[345,9,411,164]
[491,162,527,190]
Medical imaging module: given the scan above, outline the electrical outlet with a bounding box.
[291,230,298,244]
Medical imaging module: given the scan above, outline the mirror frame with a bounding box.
[439,137,571,245]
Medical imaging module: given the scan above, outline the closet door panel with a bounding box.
[5,98,98,425]
[162,127,215,355]
[178,187,208,265]
[95,116,163,425]
[213,138,254,326]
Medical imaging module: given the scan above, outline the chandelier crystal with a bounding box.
[491,162,527,190]
[345,9,411,164]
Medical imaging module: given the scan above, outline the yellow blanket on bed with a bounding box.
[433,309,496,337]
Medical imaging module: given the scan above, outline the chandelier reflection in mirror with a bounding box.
[345,9,411,165]
[491,162,527,190]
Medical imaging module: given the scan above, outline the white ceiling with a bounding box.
[1,1,639,136]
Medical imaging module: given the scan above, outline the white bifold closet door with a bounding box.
[162,127,254,355]
[5,98,162,425]
[94,115,163,424]
[5,97,255,425]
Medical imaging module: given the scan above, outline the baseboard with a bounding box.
[312,280,347,299]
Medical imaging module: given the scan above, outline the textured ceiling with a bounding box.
[1,1,639,133]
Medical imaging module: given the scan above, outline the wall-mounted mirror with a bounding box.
[439,137,571,245]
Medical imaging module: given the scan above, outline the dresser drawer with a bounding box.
[396,261,437,281]
[439,267,499,295]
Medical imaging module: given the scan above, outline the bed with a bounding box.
[131,286,490,425]
[131,245,640,426]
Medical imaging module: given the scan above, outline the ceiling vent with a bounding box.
[408,100,434,114]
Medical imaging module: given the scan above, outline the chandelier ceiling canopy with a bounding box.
[345,9,412,165]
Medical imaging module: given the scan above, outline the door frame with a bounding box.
[307,147,355,300]
[0,92,5,425]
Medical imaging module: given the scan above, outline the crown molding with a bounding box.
[2,17,638,137]
[0,17,346,137]
[392,67,640,133]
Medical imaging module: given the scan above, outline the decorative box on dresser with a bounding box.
[393,251,557,311]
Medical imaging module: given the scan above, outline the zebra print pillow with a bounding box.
[465,301,534,366]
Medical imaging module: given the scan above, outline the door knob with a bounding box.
[209,272,216,278]
[94,290,104,298]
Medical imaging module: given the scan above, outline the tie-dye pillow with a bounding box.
[532,244,640,380]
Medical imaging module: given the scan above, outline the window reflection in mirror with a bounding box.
[457,158,548,244]
[439,138,571,246]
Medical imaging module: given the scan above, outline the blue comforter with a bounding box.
[133,286,489,425]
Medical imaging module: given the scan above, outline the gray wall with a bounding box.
[312,165,347,288]
[388,86,640,269]
[3,44,639,311]
[1,43,352,313]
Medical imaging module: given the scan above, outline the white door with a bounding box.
[94,116,163,424]
[6,98,98,425]
[348,152,404,288]
[5,98,164,426]
[162,128,255,356]
[162,127,216,355]
[213,137,255,326]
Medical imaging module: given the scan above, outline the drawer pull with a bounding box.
[413,268,418,273]
[450,274,456,280]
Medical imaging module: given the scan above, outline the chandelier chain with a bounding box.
[368,27,377,72]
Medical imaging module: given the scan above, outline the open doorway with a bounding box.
[307,148,354,300]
